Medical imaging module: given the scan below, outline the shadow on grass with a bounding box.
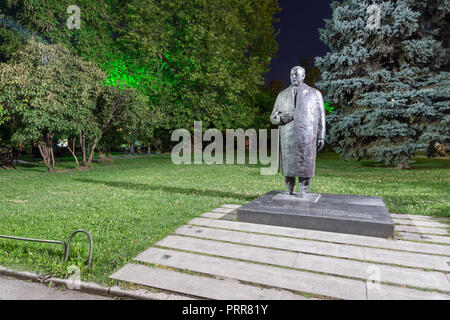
[75,178,259,201]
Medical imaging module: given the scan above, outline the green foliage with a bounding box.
[0,38,106,143]
[0,39,154,169]
[0,0,119,64]
[119,0,281,131]
[316,0,450,166]
[1,0,281,138]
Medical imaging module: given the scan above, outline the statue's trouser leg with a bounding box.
[298,177,311,194]
[285,176,296,195]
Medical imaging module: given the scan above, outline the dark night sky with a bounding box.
[265,0,336,85]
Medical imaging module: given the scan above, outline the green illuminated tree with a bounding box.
[119,0,280,131]
[316,0,449,168]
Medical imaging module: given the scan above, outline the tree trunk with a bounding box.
[50,146,55,170]
[37,132,55,171]
[80,132,87,166]
[396,162,411,170]
[99,150,106,164]
[67,137,80,168]
[0,147,15,169]
[86,138,99,165]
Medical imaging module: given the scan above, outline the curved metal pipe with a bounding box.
[64,229,93,266]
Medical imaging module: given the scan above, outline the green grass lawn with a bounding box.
[0,153,448,285]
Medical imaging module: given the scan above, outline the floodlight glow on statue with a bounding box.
[270,66,326,196]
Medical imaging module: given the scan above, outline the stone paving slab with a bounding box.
[395,225,449,235]
[134,247,367,300]
[363,247,450,272]
[177,225,250,243]
[178,224,449,272]
[301,229,450,256]
[222,204,243,209]
[157,235,298,267]
[190,217,450,256]
[219,214,238,221]
[211,207,235,214]
[390,214,450,222]
[201,212,226,219]
[392,219,449,229]
[367,284,449,300]
[294,253,450,293]
[176,225,365,260]
[396,232,450,245]
[156,234,450,292]
[110,263,309,300]
[189,217,308,238]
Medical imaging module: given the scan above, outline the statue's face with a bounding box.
[290,68,305,86]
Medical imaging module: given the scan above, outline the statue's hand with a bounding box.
[317,139,325,152]
[281,114,294,124]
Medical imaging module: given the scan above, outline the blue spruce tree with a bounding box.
[315,0,449,168]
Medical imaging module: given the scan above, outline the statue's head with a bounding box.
[290,66,305,87]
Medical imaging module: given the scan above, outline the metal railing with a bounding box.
[0,229,93,266]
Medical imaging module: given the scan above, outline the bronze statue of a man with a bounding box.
[270,66,326,195]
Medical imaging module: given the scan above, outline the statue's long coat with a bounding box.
[270,84,326,178]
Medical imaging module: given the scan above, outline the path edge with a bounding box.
[0,265,187,300]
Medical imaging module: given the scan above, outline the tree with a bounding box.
[0,39,106,171]
[267,79,286,98]
[299,57,321,87]
[117,0,281,131]
[84,86,149,165]
[315,0,449,168]
[0,0,119,65]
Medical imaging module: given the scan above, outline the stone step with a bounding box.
[363,247,449,272]
[222,204,242,209]
[110,263,310,300]
[211,207,235,214]
[157,235,450,292]
[176,225,450,272]
[189,217,308,238]
[201,212,226,219]
[157,235,298,267]
[391,214,450,222]
[395,225,449,236]
[367,284,449,300]
[396,232,450,245]
[134,247,367,300]
[393,218,449,229]
[188,218,450,256]
[177,224,364,260]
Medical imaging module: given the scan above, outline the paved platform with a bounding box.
[111,205,450,300]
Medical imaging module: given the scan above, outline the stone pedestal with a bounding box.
[237,191,395,238]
